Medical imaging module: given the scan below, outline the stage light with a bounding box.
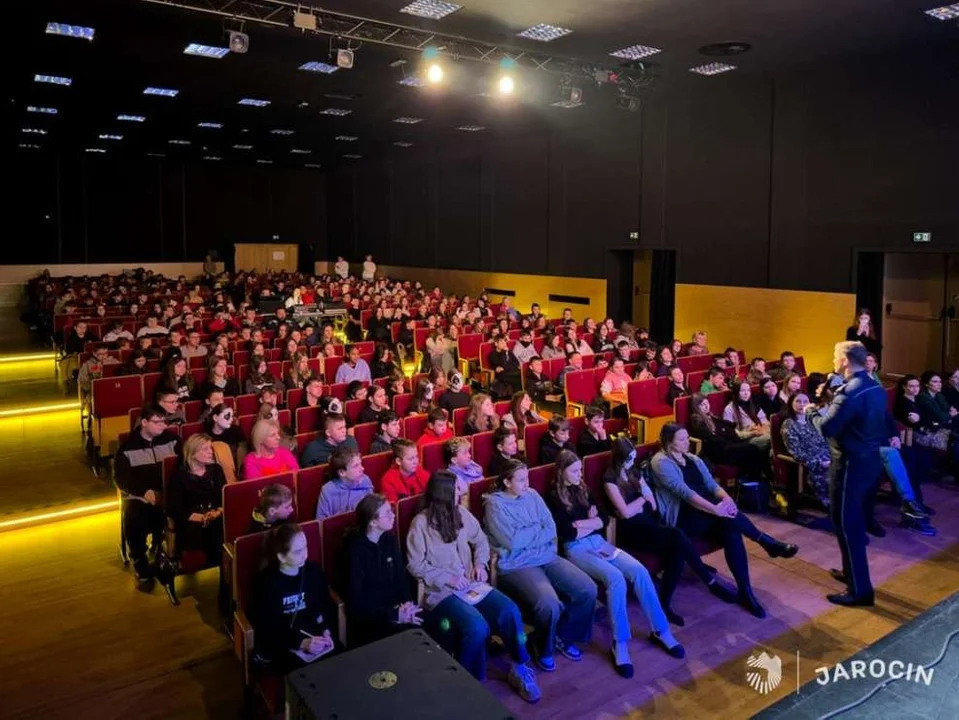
[35,74,72,86]
[0,353,55,363]
[197,122,223,129]
[117,115,145,122]
[0,500,117,531]
[238,98,270,106]
[0,401,79,417]
[27,106,58,114]
[427,63,444,83]
[144,87,178,97]
[45,23,95,41]
[498,75,515,94]
[98,134,123,140]
[319,108,352,116]
[232,144,253,150]
[184,43,229,59]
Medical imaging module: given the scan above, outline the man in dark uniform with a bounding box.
[820,342,888,606]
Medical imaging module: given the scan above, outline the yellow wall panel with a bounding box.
[235,243,298,273]
[335,264,608,320]
[674,284,856,374]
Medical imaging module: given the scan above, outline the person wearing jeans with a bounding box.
[407,471,540,703]
[484,460,597,673]
[547,450,684,678]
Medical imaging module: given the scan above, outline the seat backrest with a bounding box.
[545,357,565,382]
[770,413,789,456]
[523,423,549,467]
[363,451,394,488]
[687,370,708,394]
[634,441,660,464]
[493,400,510,416]
[708,390,733,417]
[296,431,320,457]
[233,520,322,612]
[626,379,655,416]
[565,415,587,451]
[234,393,258,416]
[323,356,344,383]
[420,442,447,474]
[223,472,297,544]
[457,333,482,361]
[353,340,374,356]
[352,422,378,455]
[328,383,348,401]
[412,328,431,351]
[468,478,489,519]
[583,451,613,497]
[396,495,426,549]
[605,418,627,436]
[564,369,596,406]
[392,393,412,417]
[142,372,162,405]
[93,375,144,419]
[581,354,596,369]
[344,399,365,426]
[183,400,203,422]
[295,406,321,435]
[181,422,204,443]
[452,407,469,436]
[478,342,494,371]
[471,431,495,473]
[238,414,256,440]
[794,356,807,377]
[295,464,328,522]
[674,396,693,429]
[404,414,428,442]
[528,464,555,496]
[320,511,356,595]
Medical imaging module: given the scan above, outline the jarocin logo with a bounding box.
[746,651,783,695]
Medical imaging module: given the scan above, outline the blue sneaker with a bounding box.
[555,637,583,661]
[533,648,556,672]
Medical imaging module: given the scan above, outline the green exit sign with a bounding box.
[913,232,932,243]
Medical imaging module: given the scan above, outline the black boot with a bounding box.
[758,533,798,559]
[866,521,886,538]
[738,589,766,619]
[901,500,927,520]
[900,513,937,537]
[707,577,738,603]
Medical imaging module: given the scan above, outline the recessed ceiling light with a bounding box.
[146,152,167,158]
[168,139,191,145]
[399,1,462,20]
[117,115,146,122]
[393,117,424,124]
[256,159,273,164]
[304,163,322,168]
[300,61,339,74]
[98,134,122,140]
[22,128,48,135]
[238,98,270,107]
[689,62,737,75]
[232,144,253,150]
[336,135,358,141]
[456,124,485,132]
[517,24,572,42]
[290,149,312,154]
[298,101,310,108]
[398,75,425,87]
[35,74,72,86]
[270,129,295,135]
[393,141,414,147]
[925,3,959,19]
[342,154,363,159]
[184,43,230,59]
[320,108,352,116]
[144,87,178,97]
[203,156,223,161]
[27,106,58,114]
[610,44,661,60]
[197,122,223,129]
[46,23,95,41]
[19,143,41,149]
[85,148,106,153]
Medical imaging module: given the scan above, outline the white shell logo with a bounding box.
[746,651,783,695]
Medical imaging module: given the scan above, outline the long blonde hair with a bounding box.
[466,392,499,432]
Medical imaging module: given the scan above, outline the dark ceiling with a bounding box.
[7,0,957,168]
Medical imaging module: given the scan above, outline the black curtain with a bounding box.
[854,252,884,343]
[649,250,676,344]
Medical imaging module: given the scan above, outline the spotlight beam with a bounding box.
[139,0,657,85]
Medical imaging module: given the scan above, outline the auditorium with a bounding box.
[2,1,958,718]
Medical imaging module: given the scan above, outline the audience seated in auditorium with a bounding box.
[688,393,768,482]
[369,343,398,379]
[425,328,456,374]
[380,438,430,504]
[202,356,239,398]
[600,358,631,411]
[650,424,798,619]
[248,483,295,534]
[484,459,597,673]
[115,404,181,581]
[557,352,585,391]
[156,390,187,426]
[438,371,471,413]
[316,446,373,520]
[654,347,675,378]
[257,403,296,453]
[159,357,195,402]
[846,308,882,359]
[541,333,565,361]
[416,408,454,449]
[407,378,434,416]
[243,419,299,479]
[547,450,684,677]
[632,359,654,382]
[122,349,150,375]
[779,392,832,507]
[687,331,709,356]
[253,524,338,673]
[540,416,575,464]
[77,345,119,407]
[445,437,484,484]
[593,325,615,354]
[407,470,540,702]
[768,351,797,382]
[700,367,728,394]
[724,380,772,452]
[944,369,959,412]
[489,336,522,399]
[664,367,688,406]
[369,410,402,455]
[196,388,224,426]
[501,391,545,450]
[286,354,313,391]
[486,419,524,470]
[245,358,279,395]
[758,377,784,418]
[302,414,359,468]
[335,345,372,385]
[745,358,767,386]
[576,406,612,457]
[564,326,592,357]
[513,328,539,365]
[358,384,390,425]
[367,311,393,347]
[346,494,421,647]
[463,393,500,436]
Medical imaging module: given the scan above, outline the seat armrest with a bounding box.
[489,553,499,587]
[234,608,254,685]
[329,589,347,647]
[689,437,702,455]
[566,402,586,418]
[416,579,425,606]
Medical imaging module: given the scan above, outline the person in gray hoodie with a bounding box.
[316,446,374,520]
[445,437,485,485]
[484,459,597,673]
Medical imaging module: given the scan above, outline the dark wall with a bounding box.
[4,154,328,266]
[328,47,958,293]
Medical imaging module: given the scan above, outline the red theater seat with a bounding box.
[296,432,320,457]
[295,465,328,522]
[404,414,428,442]
[420,442,447,474]
[392,393,412,417]
[320,511,355,596]
[564,369,597,416]
[452,407,470,436]
[471,431,495,474]
[523,423,549,467]
[528,464,555,496]
[344,399,365,426]
[352,422,378,455]
[363,451,394,489]
[223,473,297,545]
[397,494,426,549]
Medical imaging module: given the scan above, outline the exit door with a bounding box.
[882,253,959,375]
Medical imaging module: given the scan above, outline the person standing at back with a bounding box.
[820,341,888,607]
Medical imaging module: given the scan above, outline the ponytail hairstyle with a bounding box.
[260,523,304,572]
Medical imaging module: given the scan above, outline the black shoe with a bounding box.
[664,608,685,627]
[649,633,686,659]
[738,590,766,619]
[919,502,936,516]
[829,568,847,583]
[707,578,739,604]
[610,649,635,678]
[827,592,874,607]
[133,559,154,583]
[758,534,799,559]
[900,514,937,536]
[866,523,886,538]
[901,500,928,520]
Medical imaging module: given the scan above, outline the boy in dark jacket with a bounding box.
[539,416,575,464]
[577,406,612,457]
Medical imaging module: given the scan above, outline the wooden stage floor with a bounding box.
[1,485,956,720]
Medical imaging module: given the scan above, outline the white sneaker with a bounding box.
[508,663,541,703]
